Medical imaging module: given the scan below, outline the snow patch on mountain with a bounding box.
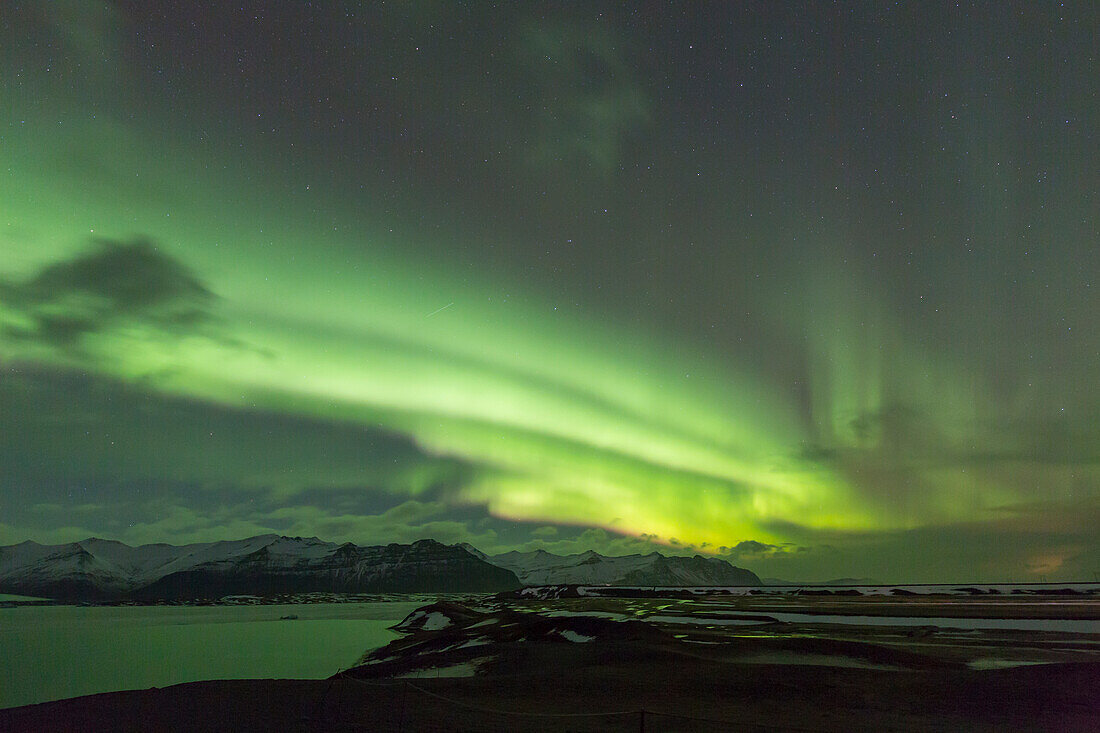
[0,536,520,599]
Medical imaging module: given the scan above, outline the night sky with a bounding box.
[2,2,1097,582]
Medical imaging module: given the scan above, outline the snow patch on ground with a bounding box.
[401,610,426,626]
[399,609,454,631]
[421,612,452,631]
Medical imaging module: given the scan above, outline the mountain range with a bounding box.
[463,545,761,587]
[0,535,520,600]
[763,577,883,587]
[0,535,761,601]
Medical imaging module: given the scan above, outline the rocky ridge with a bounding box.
[468,546,762,586]
[0,535,521,600]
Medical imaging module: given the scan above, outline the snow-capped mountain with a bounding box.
[0,540,135,598]
[0,536,521,600]
[465,546,762,586]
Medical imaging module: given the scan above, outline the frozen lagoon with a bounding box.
[0,601,420,709]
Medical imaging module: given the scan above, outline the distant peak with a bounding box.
[237,533,280,545]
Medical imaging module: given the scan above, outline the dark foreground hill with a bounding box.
[2,657,1095,732]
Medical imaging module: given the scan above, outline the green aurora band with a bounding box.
[1,2,1097,581]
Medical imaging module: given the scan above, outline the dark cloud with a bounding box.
[727,540,782,554]
[0,238,213,348]
[752,513,1100,584]
[717,540,810,565]
[0,366,477,495]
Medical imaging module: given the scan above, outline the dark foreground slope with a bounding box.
[3,661,1097,732]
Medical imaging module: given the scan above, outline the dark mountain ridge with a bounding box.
[0,535,521,600]
[464,544,763,586]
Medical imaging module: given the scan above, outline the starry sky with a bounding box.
[1,2,1097,582]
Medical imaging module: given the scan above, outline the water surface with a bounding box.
[0,601,419,709]
[714,609,1100,633]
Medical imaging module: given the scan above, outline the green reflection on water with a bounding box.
[0,602,420,709]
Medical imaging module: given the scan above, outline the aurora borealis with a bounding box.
[1,2,1097,582]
